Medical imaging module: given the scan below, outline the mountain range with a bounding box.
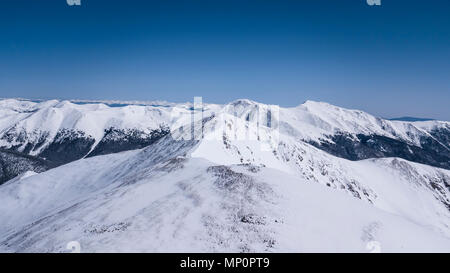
[0,98,449,252]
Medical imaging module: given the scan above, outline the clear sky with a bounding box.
[1,0,449,120]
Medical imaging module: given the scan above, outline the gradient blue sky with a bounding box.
[1,0,449,120]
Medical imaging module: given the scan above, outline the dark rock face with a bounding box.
[86,126,170,157]
[429,127,450,150]
[39,129,96,165]
[0,127,50,155]
[310,132,450,170]
[0,126,170,184]
[0,149,55,184]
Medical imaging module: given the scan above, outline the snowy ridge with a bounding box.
[0,98,448,156]
[1,98,448,149]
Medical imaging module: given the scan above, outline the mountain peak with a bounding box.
[228,98,260,107]
[301,100,329,106]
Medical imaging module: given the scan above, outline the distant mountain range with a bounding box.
[389,116,435,122]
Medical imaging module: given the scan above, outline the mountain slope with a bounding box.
[2,155,449,252]
[0,149,54,184]
[280,101,450,169]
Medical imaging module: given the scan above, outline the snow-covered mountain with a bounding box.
[0,98,448,183]
[0,98,449,252]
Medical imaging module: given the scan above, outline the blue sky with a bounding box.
[0,0,449,120]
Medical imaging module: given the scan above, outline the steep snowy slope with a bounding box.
[1,113,450,252]
[0,99,222,182]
